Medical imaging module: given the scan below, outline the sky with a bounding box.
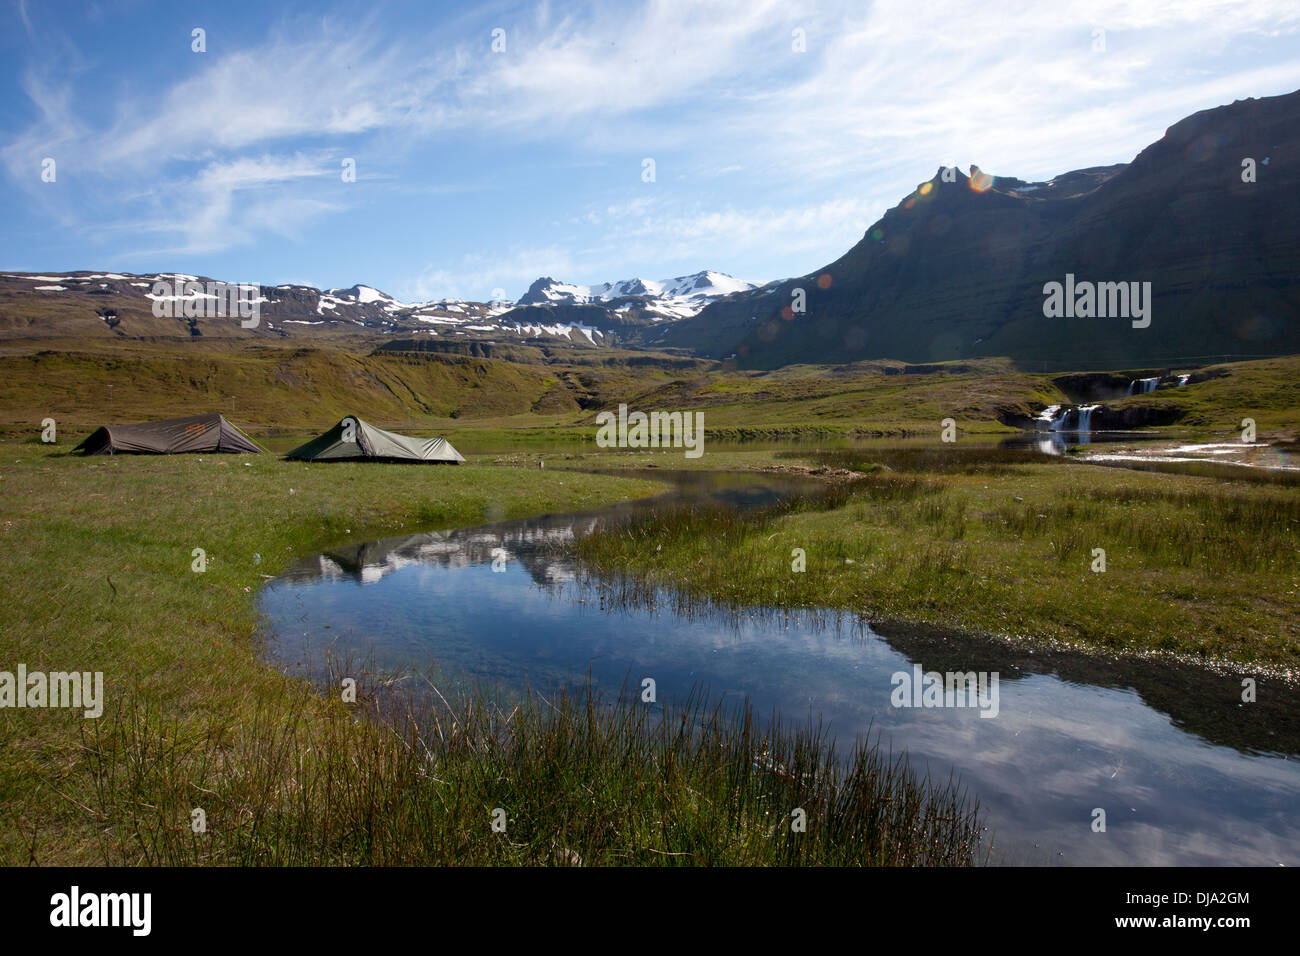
[2,0,1298,303]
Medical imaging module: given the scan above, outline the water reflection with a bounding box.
[1001,430,1164,456]
[260,471,1300,866]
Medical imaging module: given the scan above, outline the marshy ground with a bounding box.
[2,353,1296,865]
[1,444,985,865]
[573,444,1300,670]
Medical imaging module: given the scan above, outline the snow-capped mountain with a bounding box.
[0,271,524,341]
[0,268,746,350]
[318,284,413,315]
[516,271,756,319]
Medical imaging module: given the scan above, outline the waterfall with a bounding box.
[1076,404,1100,442]
[1034,403,1102,448]
[1177,374,1190,386]
[1127,377,1160,395]
[1033,405,1070,453]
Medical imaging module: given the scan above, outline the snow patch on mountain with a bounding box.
[325,284,415,313]
[517,270,755,318]
[509,322,605,344]
[1,267,726,349]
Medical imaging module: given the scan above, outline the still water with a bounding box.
[258,468,1300,866]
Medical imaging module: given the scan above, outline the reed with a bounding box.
[79,670,984,866]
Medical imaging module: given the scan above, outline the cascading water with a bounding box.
[1076,404,1100,444]
[1177,374,1191,387]
[1034,404,1073,454]
[1037,404,1071,432]
[1129,376,1161,394]
[1033,403,1104,450]
[1144,377,1160,392]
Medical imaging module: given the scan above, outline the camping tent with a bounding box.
[75,413,263,455]
[285,416,465,464]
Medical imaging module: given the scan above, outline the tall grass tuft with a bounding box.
[79,675,984,867]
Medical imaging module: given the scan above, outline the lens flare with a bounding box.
[969,167,995,193]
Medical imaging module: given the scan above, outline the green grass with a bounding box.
[4,341,1298,453]
[84,675,981,866]
[0,446,646,862]
[0,444,980,865]
[3,334,1298,864]
[1125,356,1300,432]
[573,446,1300,667]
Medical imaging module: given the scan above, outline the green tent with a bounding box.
[286,416,465,464]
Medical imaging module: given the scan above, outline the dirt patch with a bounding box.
[750,463,868,483]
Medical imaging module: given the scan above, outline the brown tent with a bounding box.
[75,413,263,455]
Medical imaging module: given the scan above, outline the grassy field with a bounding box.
[0,343,1040,442]
[5,340,1297,447]
[573,445,1300,670]
[0,443,981,865]
[1135,356,1300,431]
[3,336,1298,865]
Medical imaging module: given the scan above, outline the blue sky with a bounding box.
[2,0,1298,302]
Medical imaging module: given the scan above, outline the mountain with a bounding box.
[0,268,752,351]
[0,272,431,340]
[0,272,623,347]
[7,92,1297,370]
[516,271,756,319]
[662,90,1300,369]
[485,270,758,349]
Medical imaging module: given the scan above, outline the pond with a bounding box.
[258,466,1300,866]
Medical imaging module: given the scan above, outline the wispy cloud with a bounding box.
[402,245,586,302]
[585,193,882,272]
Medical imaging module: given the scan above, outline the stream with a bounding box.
[258,463,1300,866]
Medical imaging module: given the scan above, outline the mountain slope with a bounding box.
[0,268,751,352]
[663,90,1300,369]
[516,270,756,319]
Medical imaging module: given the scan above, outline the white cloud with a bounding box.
[114,152,345,256]
[727,0,1300,188]
[2,0,1298,270]
[403,192,878,300]
[587,194,882,277]
[401,245,586,302]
